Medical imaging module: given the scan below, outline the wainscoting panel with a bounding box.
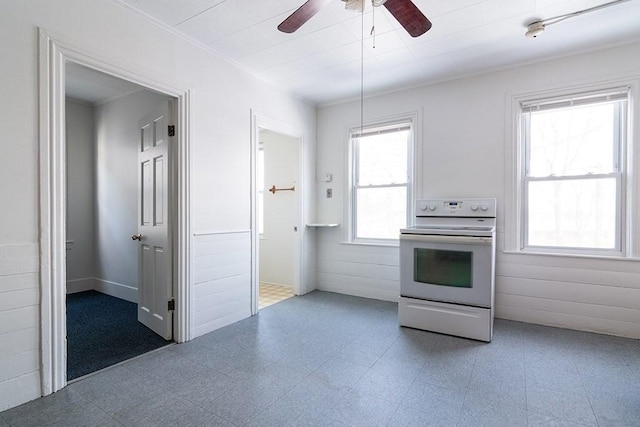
[495,256,640,338]
[0,243,41,411]
[316,232,400,302]
[315,228,640,338]
[193,232,252,338]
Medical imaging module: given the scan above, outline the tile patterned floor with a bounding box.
[2,291,639,426]
[259,283,294,310]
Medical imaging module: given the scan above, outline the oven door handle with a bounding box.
[400,234,493,245]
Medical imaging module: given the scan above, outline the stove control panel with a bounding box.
[417,198,496,217]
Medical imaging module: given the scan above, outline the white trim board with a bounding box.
[38,29,192,396]
[66,278,137,303]
[94,279,137,303]
[65,278,95,294]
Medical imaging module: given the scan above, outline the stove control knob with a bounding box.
[481,204,489,211]
[420,203,428,211]
[428,205,436,211]
[471,204,479,211]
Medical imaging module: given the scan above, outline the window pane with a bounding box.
[529,102,618,177]
[357,130,408,185]
[527,178,617,249]
[356,187,406,239]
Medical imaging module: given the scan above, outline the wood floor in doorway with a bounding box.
[259,283,294,310]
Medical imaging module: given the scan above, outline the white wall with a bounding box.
[193,231,251,337]
[259,130,299,288]
[93,89,169,301]
[0,0,315,411]
[316,41,640,339]
[65,99,96,293]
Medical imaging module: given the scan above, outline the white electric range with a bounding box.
[399,198,496,342]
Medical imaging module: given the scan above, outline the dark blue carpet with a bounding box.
[66,290,171,380]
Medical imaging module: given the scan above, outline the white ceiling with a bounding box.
[66,62,144,104]
[108,0,640,105]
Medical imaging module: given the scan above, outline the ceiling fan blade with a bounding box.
[383,0,432,37]
[278,0,333,33]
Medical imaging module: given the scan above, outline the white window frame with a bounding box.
[508,84,638,258]
[346,117,415,245]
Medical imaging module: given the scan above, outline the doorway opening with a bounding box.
[39,30,192,395]
[252,120,304,313]
[65,64,176,379]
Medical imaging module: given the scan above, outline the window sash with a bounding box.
[522,172,622,251]
[354,182,408,189]
[522,98,625,179]
[353,131,410,187]
[351,123,411,139]
[525,172,620,183]
[354,185,408,240]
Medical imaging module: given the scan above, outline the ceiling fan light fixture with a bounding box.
[344,0,364,12]
[280,0,432,36]
[525,21,545,38]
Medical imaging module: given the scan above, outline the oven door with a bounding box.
[399,234,494,308]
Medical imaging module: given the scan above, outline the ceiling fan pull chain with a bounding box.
[371,2,376,48]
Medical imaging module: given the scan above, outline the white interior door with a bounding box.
[136,102,172,340]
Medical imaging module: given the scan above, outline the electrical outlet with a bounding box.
[326,188,333,198]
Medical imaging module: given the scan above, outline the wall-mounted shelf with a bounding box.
[306,223,340,228]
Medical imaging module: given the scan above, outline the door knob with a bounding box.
[131,234,143,241]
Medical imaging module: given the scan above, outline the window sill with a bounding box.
[340,241,399,248]
[502,249,640,262]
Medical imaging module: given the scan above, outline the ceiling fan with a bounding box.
[278,0,432,38]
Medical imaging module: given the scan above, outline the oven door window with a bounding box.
[414,248,472,288]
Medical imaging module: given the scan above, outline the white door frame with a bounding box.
[250,111,305,315]
[38,29,192,395]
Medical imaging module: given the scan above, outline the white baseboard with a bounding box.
[66,277,138,303]
[94,278,137,303]
[66,277,96,294]
[316,283,398,302]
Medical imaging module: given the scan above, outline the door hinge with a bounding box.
[168,125,175,137]
[168,299,175,311]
